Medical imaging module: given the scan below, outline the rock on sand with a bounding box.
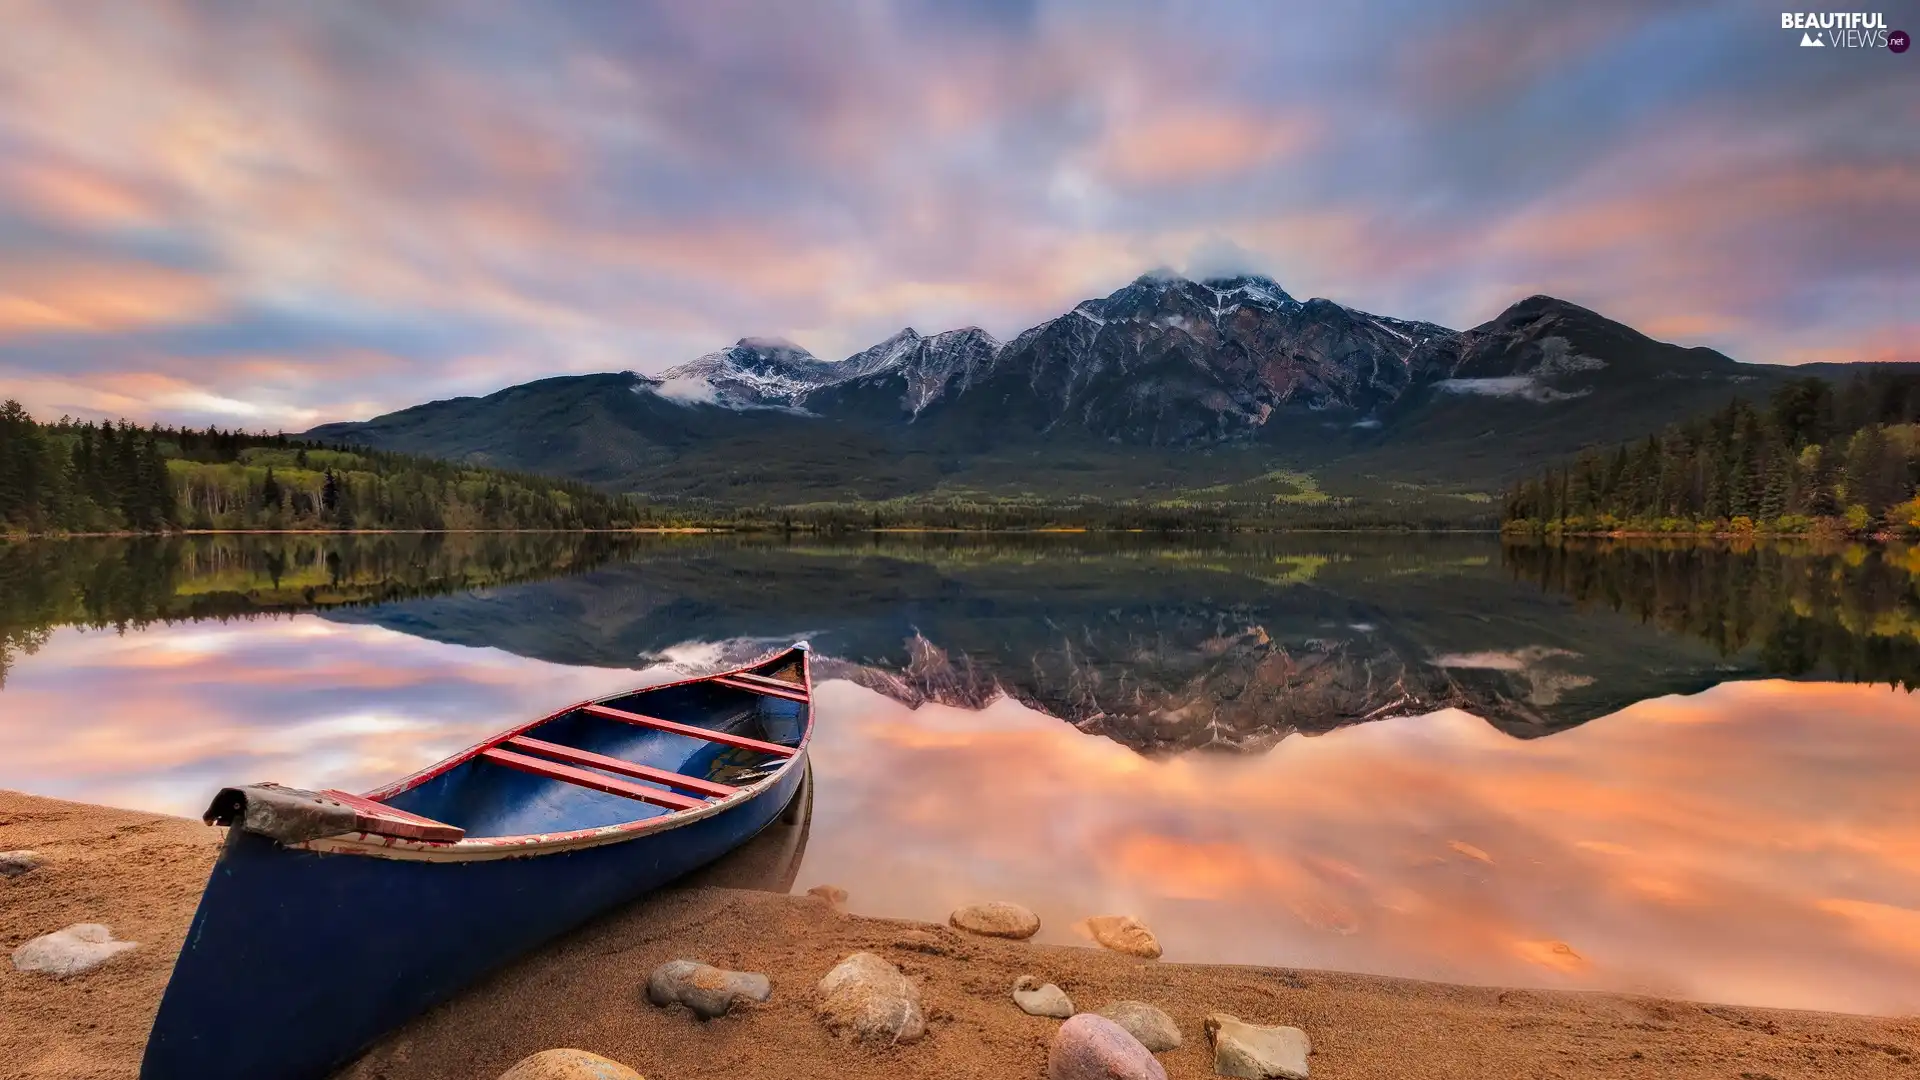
[1082,915,1162,959]
[1206,1013,1311,1079]
[10,923,137,978]
[817,951,925,1043]
[1013,975,1075,1018]
[496,1048,644,1080]
[806,884,849,908]
[1048,1012,1167,1080]
[645,959,772,1019]
[1094,1000,1181,1052]
[950,900,1041,939]
[0,850,41,878]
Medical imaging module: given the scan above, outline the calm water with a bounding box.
[3,534,1918,1015]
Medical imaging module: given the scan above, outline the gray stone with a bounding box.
[1083,914,1162,958]
[0,850,40,878]
[496,1048,644,1080]
[950,900,1041,939]
[817,951,925,1043]
[1206,1013,1311,1080]
[1048,1012,1167,1080]
[10,923,137,978]
[1094,1000,1181,1052]
[1013,975,1074,1018]
[645,959,772,1019]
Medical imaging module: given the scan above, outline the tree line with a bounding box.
[1504,538,1920,689]
[1502,370,1920,535]
[0,401,653,534]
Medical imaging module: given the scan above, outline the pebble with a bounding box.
[950,900,1041,939]
[1083,914,1162,959]
[644,959,771,1019]
[10,923,138,978]
[0,850,41,878]
[1094,1000,1181,1052]
[1013,975,1075,1018]
[807,884,849,908]
[1047,1012,1168,1080]
[1206,1013,1311,1080]
[496,1048,644,1080]
[817,951,926,1043]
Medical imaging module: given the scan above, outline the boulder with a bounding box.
[950,900,1041,939]
[807,884,849,907]
[496,1048,644,1080]
[1206,1014,1311,1079]
[1083,915,1162,959]
[817,951,925,1043]
[10,923,137,977]
[1013,975,1074,1018]
[645,959,771,1019]
[1094,1000,1181,1052]
[1047,1013,1167,1080]
[0,850,41,878]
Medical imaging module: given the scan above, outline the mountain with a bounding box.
[307,273,1821,508]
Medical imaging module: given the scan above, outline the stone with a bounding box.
[1083,914,1162,959]
[1013,975,1074,1018]
[817,951,925,1043]
[10,923,137,978]
[1094,1000,1181,1052]
[0,850,41,877]
[950,899,1041,939]
[496,1048,644,1080]
[644,959,772,1019]
[1047,1012,1167,1080]
[807,884,849,907]
[1206,1014,1311,1080]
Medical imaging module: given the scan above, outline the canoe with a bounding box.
[140,643,816,1080]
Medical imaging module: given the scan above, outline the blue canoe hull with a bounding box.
[140,749,808,1080]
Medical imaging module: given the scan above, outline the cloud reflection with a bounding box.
[799,679,1920,1015]
[3,617,1917,1015]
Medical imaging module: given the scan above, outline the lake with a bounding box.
[2,533,1917,1016]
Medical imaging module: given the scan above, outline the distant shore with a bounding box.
[4,789,1914,1080]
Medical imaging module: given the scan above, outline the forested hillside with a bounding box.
[0,401,648,534]
[1503,371,1920,535]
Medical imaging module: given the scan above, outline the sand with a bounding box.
[4,789,1917,1080]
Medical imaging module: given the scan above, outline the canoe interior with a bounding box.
[382,655,807,839]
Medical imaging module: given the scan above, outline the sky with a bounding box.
[0,0,1914,429]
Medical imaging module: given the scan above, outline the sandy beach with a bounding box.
[4,788,1916,1080]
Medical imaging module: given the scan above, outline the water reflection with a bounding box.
[801,678,1920,1016]
[4,534,1920,1014]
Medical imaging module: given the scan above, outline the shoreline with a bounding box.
[4,788,1914,1079]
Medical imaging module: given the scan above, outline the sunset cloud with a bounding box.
[0,1,1910,425]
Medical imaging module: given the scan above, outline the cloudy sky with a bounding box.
[0,0,1913,429]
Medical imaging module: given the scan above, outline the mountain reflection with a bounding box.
[6,534,1920,754]
[5,535,1919,1013]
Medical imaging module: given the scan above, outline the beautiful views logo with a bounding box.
[1780,11,1905,48]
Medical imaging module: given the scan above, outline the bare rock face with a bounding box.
[496,1048,644,1080]
[644,959,772,1020]
[0,850,42,877]
[1047,1012,1168,1080]
[10,923,137,977]
[1013,975,1075,1018]
[1093,1000,1181,1052]
[950,900,1041,940]
[817,951,925,1044]
[1082,915,1162,959]
[1206,1014,1311,1079]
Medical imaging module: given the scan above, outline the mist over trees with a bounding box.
[1503,371,1920,536]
